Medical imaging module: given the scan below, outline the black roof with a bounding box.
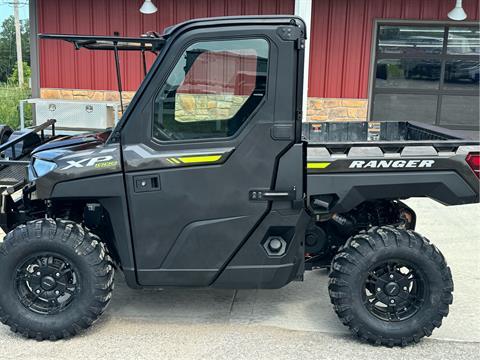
[163,15,306,37]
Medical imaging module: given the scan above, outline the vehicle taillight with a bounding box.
[466,153,480,178]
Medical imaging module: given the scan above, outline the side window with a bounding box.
[153,39,269,141]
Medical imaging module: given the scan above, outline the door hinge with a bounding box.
[296,38,305,50]
[296,110,303,122]
[277,26,303,42]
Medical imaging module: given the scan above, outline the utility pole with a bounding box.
[13,0,24,87]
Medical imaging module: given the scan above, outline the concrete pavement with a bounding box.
[0,198,479,359]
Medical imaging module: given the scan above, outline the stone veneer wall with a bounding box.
[40,88,136,103]
[307,97,368,122]
[40,89,369,122]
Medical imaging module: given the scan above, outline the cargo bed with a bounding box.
[304,121,480,215]
[303,121,478,153]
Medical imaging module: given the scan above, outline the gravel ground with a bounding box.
[0,198,478,359]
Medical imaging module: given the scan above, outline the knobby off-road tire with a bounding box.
[0,219,114,340]
[329,226,453,347]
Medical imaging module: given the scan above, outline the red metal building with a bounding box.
[309,0,480,99]
[31,0,480,129]
[36,0,294,92]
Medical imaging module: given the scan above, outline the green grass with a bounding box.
[0,84,32,129]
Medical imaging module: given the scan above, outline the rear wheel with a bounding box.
[328,226,453,347]
[0,219,114,340]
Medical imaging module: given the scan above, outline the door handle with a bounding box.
[249,189,296,201]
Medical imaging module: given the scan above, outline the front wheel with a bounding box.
[328,226,453,347]
[0,219,114,340]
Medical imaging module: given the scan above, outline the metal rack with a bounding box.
[0,120,56,188]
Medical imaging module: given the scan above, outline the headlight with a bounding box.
[29,158,57,181]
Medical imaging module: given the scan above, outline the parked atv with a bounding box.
[0,16,478,346]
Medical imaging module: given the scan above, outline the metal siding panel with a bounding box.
[278,0,294,13]
[243,0,260,15]
[107,0,126,91]
[192,0,209,18]
[308,0,330,98]
[39,0,294,92]
[39,0,61,88]
[308,0,480,99]
[91,0,110,91]
[357,0,385,99]
[419,0,441,19]
[75,0,94,89]
[463,0,480,19]
[342,0,365,98]
[225,0,242,16]
[57,1,76,90]
[125,1,143,91]
[174,0,193,23]
[402,0,422,19]
[36,0,479,94]
[382,0,403,18]
[324,0,348,98]
[260,0,278,14]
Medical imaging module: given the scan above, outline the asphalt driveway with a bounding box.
[0,198,478,359]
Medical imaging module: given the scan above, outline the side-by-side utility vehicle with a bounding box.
[0,16,478,346]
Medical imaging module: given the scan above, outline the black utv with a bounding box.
[0,16,478,346]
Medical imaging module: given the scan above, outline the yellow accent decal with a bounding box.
[166,159,174,164]
[94,160,118,168]
[170,158,181,164]
[307,162,331,169]
[178,155,222,164]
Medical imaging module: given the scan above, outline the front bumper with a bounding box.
[0,192,13,233]
[0,183,33,234]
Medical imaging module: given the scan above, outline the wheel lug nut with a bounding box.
[389,274,394,279]
[55,290,60,295]
[390,299,395,304]
[36,272,41,276]
[36,289,40,294]
[55,273,60,277]
[403,286,408,291]
[377,288,381,292]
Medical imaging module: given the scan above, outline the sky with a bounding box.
[0,1,29,26]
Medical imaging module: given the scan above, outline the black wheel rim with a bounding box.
[14,253,80,315]
[363,260,426,322]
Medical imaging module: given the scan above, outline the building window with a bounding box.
[152,38,269,141]
[371,23,479,130]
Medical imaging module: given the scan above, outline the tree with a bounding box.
[0,16,30,83]
[7,61,30,86]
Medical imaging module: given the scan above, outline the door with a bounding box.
[121,22,304,286]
